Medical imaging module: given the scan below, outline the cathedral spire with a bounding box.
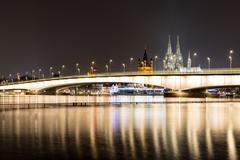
[175,35,184,70]
[176,35,181,55]
[167,35,172,54]
[163,35,175,70]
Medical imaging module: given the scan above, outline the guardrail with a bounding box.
[1,68,240,86]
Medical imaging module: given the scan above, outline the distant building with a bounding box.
[163,35,201,72]
[137,49,153,72]
[180,50,201,72]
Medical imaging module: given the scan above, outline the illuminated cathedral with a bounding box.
[163,36,184,71]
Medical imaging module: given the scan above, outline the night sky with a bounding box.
[0,0,240,76]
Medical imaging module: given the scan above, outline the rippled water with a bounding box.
[0,97,240,159]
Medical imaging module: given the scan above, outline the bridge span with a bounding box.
[0,69,240,94]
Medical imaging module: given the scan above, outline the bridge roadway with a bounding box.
[1,68,240,93]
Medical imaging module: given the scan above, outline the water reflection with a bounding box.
[0,102,240,159]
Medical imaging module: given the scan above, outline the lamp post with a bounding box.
[163,59,166,70]
[109,59,113,72]
[51,72,54,77]
[229,55,232,69]
[105,64,109,72]
[229,49,234,68]
[38,69,42,79]
[193,52,197,67]
[129,57,133,71]
[17,73,20,81]
[90,66,94,74]
[25,72,28,80]
[32,70,35,80]
[58,71,61,77]
[77,68,81,75]
[154,56,158,71]
[49,67,53,77]
[9,74,13,82]
[75,63,79,74]
[61,65,65,76]
[207,57,211,71]
[122,63,126,72]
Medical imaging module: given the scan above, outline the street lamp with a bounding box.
[38,69,42,79]
[154,56,158,71]
[32,70,35,80]
[207,57,211,71]
[90,66,94,74]
[77,68,81,75]
[9,74,13,82]
[49,67,53,77]
[229,55,232,69]
[229,49,234,68]
[58,71,61,77]
[25,72,28,80]
[61,65,65,76]
[163,59,166,70]
[129,57,133,71]
[122,63,126,72]
[193,52,197,67]
[90,61,95,74]
[109,59,113,72]
[17,73,20,81]
[75,63,79,74]
[105,64,109,72]
[51,72,54,77]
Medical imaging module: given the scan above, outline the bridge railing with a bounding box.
[1,68,240,86]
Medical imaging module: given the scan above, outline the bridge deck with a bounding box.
[1,68,240,86]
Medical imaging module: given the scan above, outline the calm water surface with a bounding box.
[0,96,240,160]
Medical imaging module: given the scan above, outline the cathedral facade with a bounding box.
[163,36,184,71]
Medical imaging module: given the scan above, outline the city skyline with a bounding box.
[0,35,236,78]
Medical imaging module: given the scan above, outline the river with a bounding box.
[0,96,239,159]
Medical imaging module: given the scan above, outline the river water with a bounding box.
[0,96,240,160]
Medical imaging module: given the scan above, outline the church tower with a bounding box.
[163,36,175,70]
[137,48,153,72]
[174,36,183,70]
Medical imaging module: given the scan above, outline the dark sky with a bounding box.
[0,0,240,76]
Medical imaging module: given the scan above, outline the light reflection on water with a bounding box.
[0,95,239,105]
[0,97,240,159]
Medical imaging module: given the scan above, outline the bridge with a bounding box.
[0,69,240,94]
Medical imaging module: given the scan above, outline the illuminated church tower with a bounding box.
[163,36,175,70]
[138,48,153,72]
[174,36,184,70]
